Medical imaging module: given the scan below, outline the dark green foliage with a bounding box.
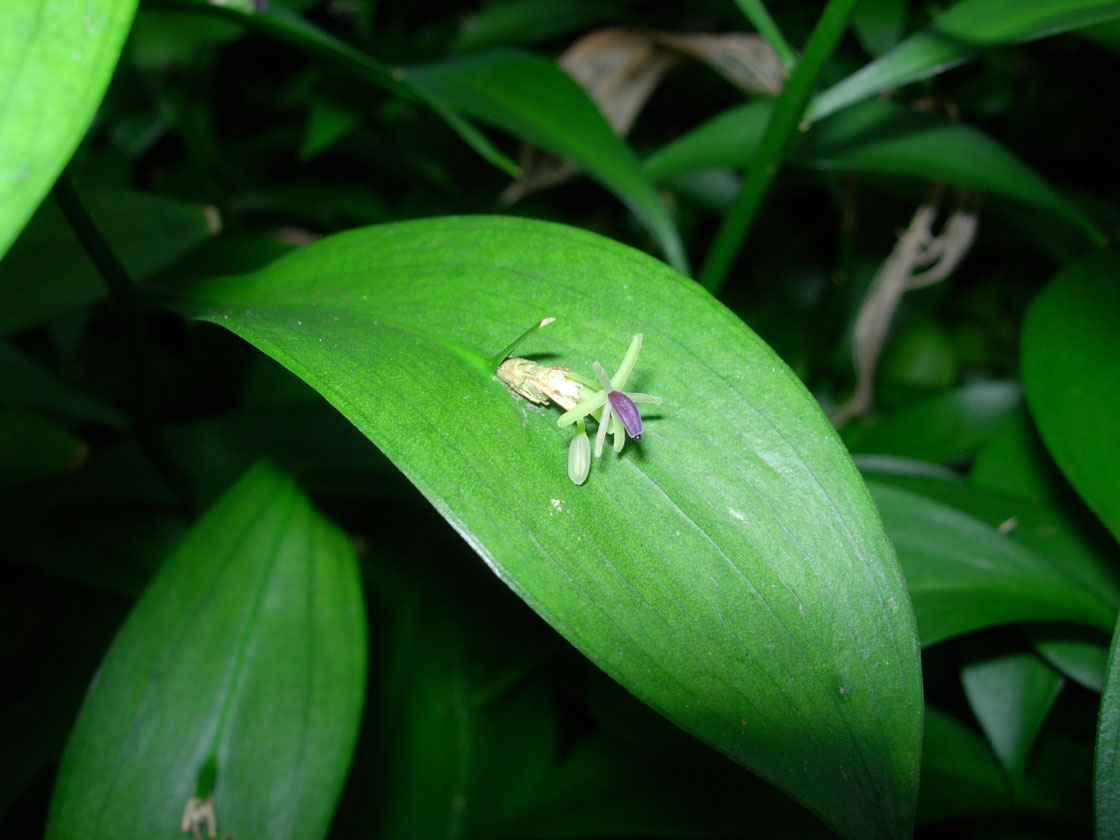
[2,1,1119,838]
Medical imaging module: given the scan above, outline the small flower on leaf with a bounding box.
[495,320,663,485]
[557,333,663,459]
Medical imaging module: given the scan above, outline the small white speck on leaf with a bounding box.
[728,507,746,522]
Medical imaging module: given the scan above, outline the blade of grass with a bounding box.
[730,0,796,70]
[698,0,860,295]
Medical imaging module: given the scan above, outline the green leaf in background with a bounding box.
[46,462,366,840]
[1022,249,1120,545]
[1032,629,1109,692]
[645,99,1101,242]
[1097,615,1120,838]
[866,480,1116,645]
[0,340,126,427]
[0,187,220,335]
[918,705,1011,824]
[170,215,922,840]
[851,0,908,57]
[150,0,521,177]
[405,51,688,273]
[808,0,1120,121]
[860,470,1120,611]
[970,406,1067,509]
[794,100,1102,242]
[0,408,87,486]
[961,645,1064,777]
[843,380,1022,464]
[453,0,622,53]
[0,0,139,258]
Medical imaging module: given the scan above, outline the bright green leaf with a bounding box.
[405,51,688,272]
[1096,614,1120,838]
[1022,249,1120,545]
[170,215,922,840]
[808,0,1120,121]
[961,645,1064,776]
[46,462,366,840]
[867,480,1117,645]
[0,0,139,258]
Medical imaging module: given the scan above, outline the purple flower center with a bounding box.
[609,390,643,439]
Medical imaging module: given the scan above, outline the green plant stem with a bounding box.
[731,0,796,71]
[698,0,860,295]
[144,0,519,176]
[51,172,196,516]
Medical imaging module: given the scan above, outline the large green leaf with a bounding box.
[170,215,922,840]
[1022,249,1120,544]
[867,480,1117,645]
[0,0,139,258]
[1097,614,1120,839]
[808,0,1120,121]
[405,51,688,273]
[46,462,366,840]
[644,99,1100,241]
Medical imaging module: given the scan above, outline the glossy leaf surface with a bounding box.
[46,462,366,840]
[171,215,922,840]
[0,0,139,258]
[1022,249,1120,544]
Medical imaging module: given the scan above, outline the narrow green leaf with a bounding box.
[842,380,1022,464]
[646,99,1100,242]
[405,51,688,272]
[171,216,922,840]
[867,480,1116,645]
[46,462,366,840]
[961,646,1064,776]
[0,0,139,258]
[795,100,1101,242]
[643,99,772,183]
[0,187,219,335]
[1096,614,1120,838]
[1022,249,1120,544]
[808,0,1120,122]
